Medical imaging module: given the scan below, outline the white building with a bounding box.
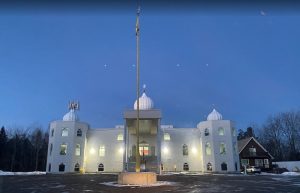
[46,89,240,173]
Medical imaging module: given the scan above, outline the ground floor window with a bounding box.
[48,163,51,172]
[98,163,104,172]
[255,159,264,167]
[74,163,80,172]
[207,162,212,171]
[241,159,249,166]
[59,163,65,172]
[221,162,227,171]
[264,159,269,168]
[183,163,189,171]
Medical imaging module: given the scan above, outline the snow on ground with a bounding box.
[281,172,300,176]
[100,181,176,187]
[0,170,46,176]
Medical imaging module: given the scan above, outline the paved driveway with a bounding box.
[1,173,299,193]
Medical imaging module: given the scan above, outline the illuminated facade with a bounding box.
[46,90,240,173]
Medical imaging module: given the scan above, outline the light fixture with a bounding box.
[89,148,95,154]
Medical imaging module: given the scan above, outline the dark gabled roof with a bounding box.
[237,137,274,159]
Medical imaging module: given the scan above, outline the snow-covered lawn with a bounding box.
[100,181,176,187]
[0,170,46,176]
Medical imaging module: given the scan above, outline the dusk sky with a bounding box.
[0,1,299,132]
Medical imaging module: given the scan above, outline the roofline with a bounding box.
[239,137,274,159]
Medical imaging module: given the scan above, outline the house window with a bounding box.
[232,127,236,136]
[51,129,54,137]
[249,148,256,156]
[241,159,249,166]
[204,128,209,136]
[59,163,65,172]
[117,133,123,141]
[98,163,104,172]
[221,162,227,171]
[255,159,263,167]
[139,146,149,156]
[164,133,171,141]
[77,129,82,137]
[207,162,212,171]
[60,144,67,155]
[205,142,211,155]
[49,143,53,156]
[48,163,51,172]
[183,163,189,171]
[75,144,80,156]
[62,128,68,137]
[218,127,225,136]
[264,159,269,168]
[220,143,226,155]
[183,144,188,156]
[99,145,105,157]
[74,163,80,172]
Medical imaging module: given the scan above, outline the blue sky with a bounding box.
[0,3,300,131]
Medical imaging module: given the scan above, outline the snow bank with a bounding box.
[0,170,46,176]
[281,172,300,176]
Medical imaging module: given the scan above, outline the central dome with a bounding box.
[134,85,154,110]
[207,109,222,121]
[63,109,79,121]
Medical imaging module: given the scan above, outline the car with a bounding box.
[246,166,261,174]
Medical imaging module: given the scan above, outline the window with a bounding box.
[62,128,68,137]
[60,144,67,155]
[255,159,263,167]
[98,163,104,172]
[99,145,105,157]
[249,148,256,156]
[241,159,249,166]
[232,127,236,136]
[48,163,51,172]
[183,144,188,156]
[218,127,225,136]
[264,159,269,168]
[205,142,211,155]
[233,142,237,155]
[235,162,238,171]
[139,146,149,156]
[75,144,80,156]
[51,129,54,137]
[204,128,209,136]
[74,163,80,172]
[117,133,123,141]
[49,143,53,156]
[221,162,227,171]
[59,163,65,172]
[164,133,170,141]
[207,162,212,171]
[183,163,189,171]
[77,129,82,137]
[220,143,226,155]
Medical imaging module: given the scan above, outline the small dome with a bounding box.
[207,109,222,121]
[134,85,154,110]
[63,109,79,121]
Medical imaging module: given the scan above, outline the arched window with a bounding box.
[205,142,211,155]
[221,162,227,171]
[183,163,189,171]
[220,143,226,155]
[98,163,104,172]
[218,127,225,136]
[183,144,188,156]
[60,143,67,155]
[59,163,65,172]
[117,133,123,141]
[77,129,82,137]
[62,128,68,137]
[207,162,212,171]
[49,143,53,156]
[164,133,171,141]
[48,163,51,172]
[51,129,54,137]
[74,163,80,172]
[204,128,209,136]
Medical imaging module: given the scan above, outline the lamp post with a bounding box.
[135,5,141,173]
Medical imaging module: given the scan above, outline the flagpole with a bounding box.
[135,5,141,173]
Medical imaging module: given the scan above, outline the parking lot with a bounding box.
[1,173,300,193]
